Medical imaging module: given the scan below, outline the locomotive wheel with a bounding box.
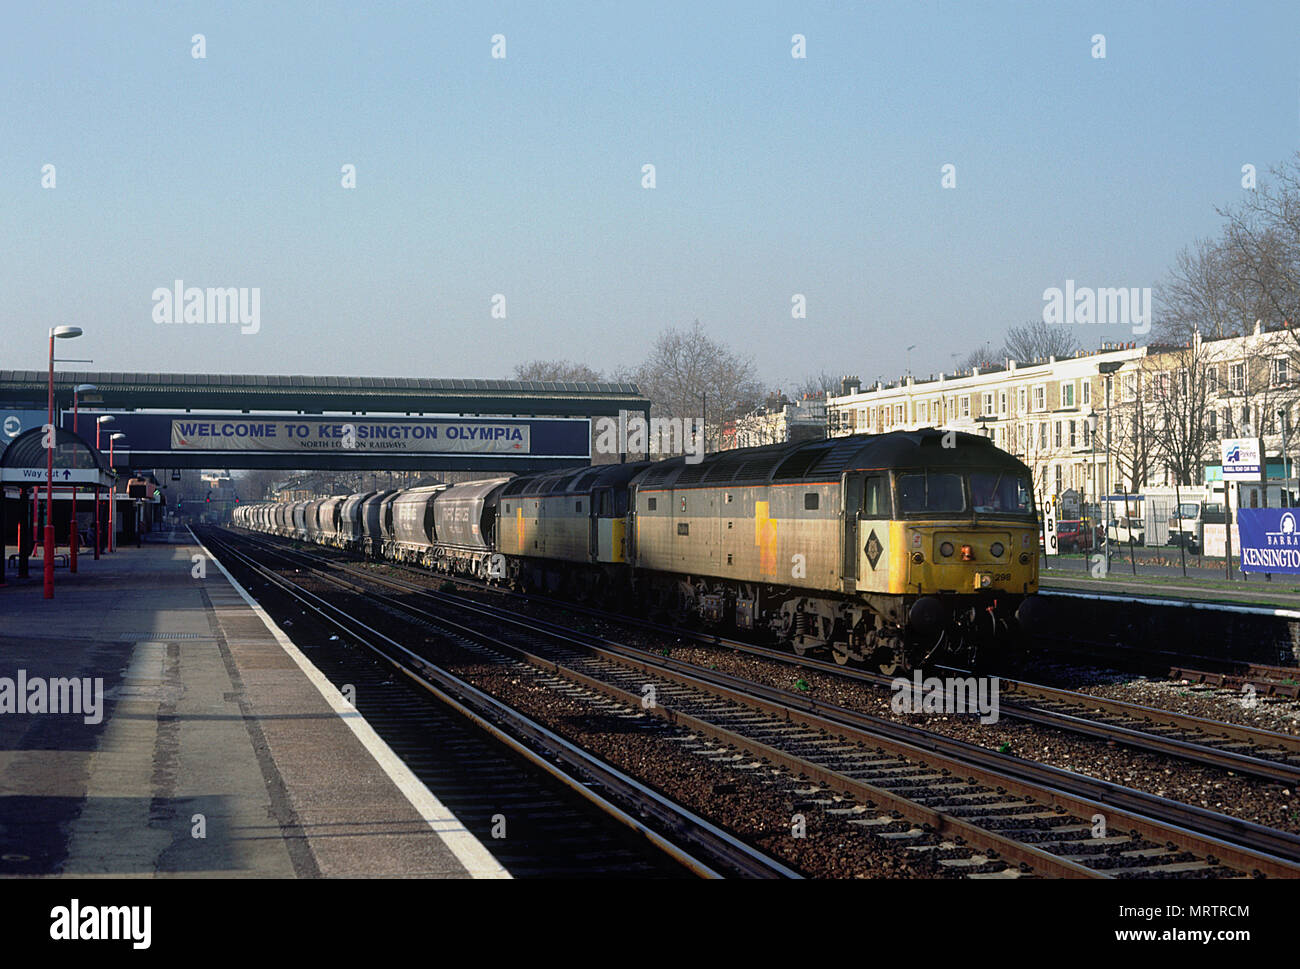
[870,643,906,676]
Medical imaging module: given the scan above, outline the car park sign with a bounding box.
[1221,438,1262,481]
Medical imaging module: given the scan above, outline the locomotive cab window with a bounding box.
[861,475,891,518]
[804,492,819,510]
[969,471,1033,516]
[897,472,965,515]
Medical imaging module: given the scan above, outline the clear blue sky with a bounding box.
[3,1,1297,390]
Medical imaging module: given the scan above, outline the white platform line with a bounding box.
[190,529,510,880]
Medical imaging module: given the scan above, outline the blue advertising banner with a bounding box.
[1237,509,1300,574]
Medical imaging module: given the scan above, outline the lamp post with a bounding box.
[109,433,126,552]
[1281,408,1292,506]
[69,383,96,573]
[95,416,114,558]
[1097,361,1125,566]
[44,326,83,599]
[1086,413,1099,562]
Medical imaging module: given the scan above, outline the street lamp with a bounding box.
[1086,413,1099,555]
[69,383,96,573]
[1280,408,1292,506]
[95,416,114,558]
[43,325,82,599]
[109,433,126,552]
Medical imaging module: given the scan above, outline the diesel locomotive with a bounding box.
[232,429,1041,671]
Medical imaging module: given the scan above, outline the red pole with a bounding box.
[109,437,115,553]
[70,393,79,573]
[43,333,55,599]
[95,422,102,558]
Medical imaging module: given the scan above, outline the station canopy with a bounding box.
[0,427,116,489]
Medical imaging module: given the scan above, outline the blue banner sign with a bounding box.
[1238,509,1300,574]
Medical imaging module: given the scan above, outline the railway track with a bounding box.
[240,529,1300,786]
[197,528,798,880]
[218,526,1300,878]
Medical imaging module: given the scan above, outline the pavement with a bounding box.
[0,530,507,878]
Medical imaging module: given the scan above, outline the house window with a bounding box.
[1082,421,1090,447]
[1208,409,1217,436]
[1206,366,1218,394]
[960,396,971,418]
[1032,385,1046,411]
[1122,373,1137,402]
[1039,423,1048,448]
[1055,465,1063,495]
[895,403,904,424]
[983,392,995,416]
[1082,381,1091,405]
[1068,421,1076,448]
[1229,363,1246,393]
[1062,383,1075,407]
[920,400,928,422]
[1272,358,1289,386]
[1054,421,1062,448]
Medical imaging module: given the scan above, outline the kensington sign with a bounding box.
[1237,508,1300,574]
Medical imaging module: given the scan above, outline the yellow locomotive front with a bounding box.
[864,464,1040,670]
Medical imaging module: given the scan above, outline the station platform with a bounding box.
[1041,571,1300,614]
[0,533,507,878]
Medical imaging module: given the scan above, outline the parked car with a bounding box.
[1107,516,1145,545]
[1055,519,1096,552]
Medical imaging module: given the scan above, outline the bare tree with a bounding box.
[791,371,837,398]
[1217,153,1300,340]
[1001,319,1079,363]
[629,320,763,453]
[511,359,605,382]
[953,342,997,373]
[1139,345,1215,487]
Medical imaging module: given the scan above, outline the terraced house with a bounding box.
[827,322,1300,508]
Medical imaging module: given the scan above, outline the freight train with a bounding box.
[232,429,1041,672]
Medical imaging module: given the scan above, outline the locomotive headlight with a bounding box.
[990,542,1005,558]
[1019,552,1031,564]
[911,551,924,564]
[939,541,954,557]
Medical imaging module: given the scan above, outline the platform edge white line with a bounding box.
[189,528,511,880]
